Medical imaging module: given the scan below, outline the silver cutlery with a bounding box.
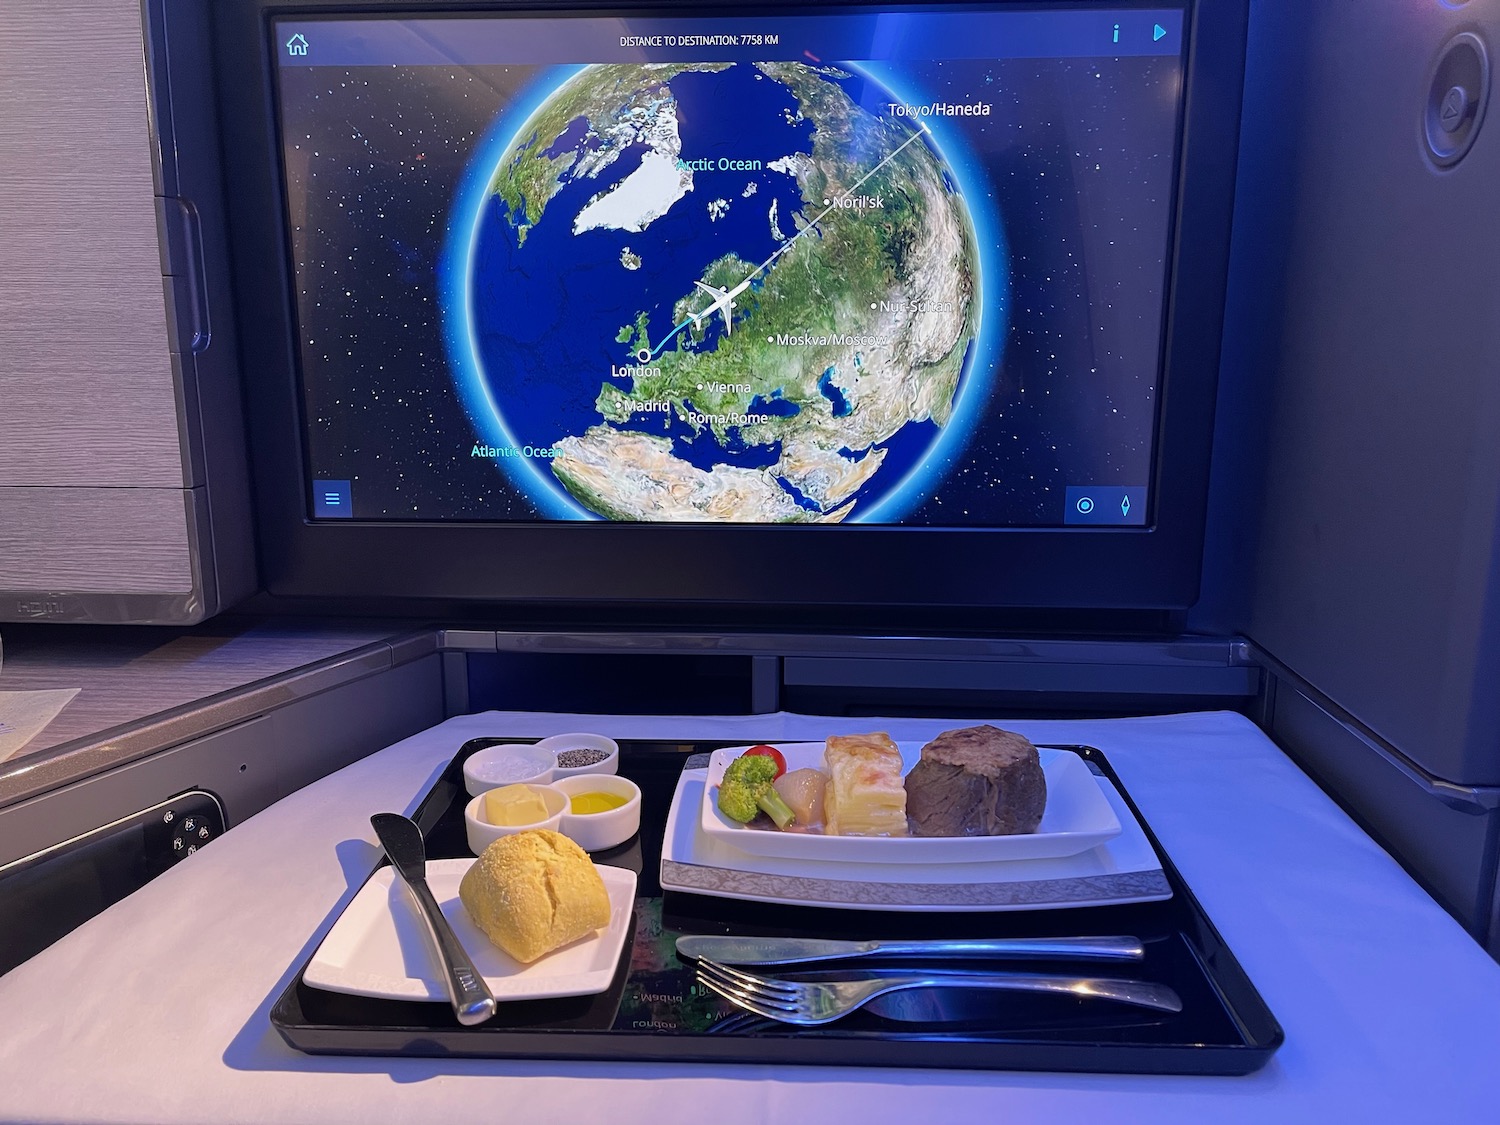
[370,813,496,1026]
[677,933,1144,966]
[695,958,1183,1026]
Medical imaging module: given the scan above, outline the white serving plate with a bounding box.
[304,858,636,1002]
[701,742,1121,863]
[665,768,1170,912]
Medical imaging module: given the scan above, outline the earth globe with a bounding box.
[461,60,984,522]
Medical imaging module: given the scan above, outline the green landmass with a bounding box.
[596,61,977,455]
[623,310,652,356]
[492,61,980,521]
[595,383,634,423]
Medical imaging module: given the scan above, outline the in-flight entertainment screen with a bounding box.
[272,6,1186,528]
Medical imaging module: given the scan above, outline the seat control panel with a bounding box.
[0,789,227,976]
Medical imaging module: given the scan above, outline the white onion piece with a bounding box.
[773,768,827,829]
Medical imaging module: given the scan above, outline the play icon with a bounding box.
[1153,23,1167,41]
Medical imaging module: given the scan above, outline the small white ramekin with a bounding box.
[462,743,558,797]
[533,732,620,780]
[552,774,642,853]
[463,785,567,855]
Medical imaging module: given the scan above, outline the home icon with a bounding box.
[286,33,309,57]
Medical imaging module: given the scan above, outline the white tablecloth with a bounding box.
[1,711,1497,1125]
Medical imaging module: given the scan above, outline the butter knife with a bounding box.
[370,813,497,1026]
[676,934,1144,966]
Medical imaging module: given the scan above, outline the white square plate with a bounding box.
[701,743,1121,863]
[304,858,637,1002]
[666,768,1170,912]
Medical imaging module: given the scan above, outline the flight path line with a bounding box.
[746,123,931,281]
[648,123,933,361]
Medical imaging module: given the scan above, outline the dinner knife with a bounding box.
[370,813,497,1026]
[676,934,1145,966]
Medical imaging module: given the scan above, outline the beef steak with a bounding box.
[903,725,1047,836]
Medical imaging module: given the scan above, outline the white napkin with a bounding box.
[0,688,81,763]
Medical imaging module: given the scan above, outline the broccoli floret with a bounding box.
[717,754,797,829]
[715,772,763,823]
[717,753,778,822]
[726,752,779,787]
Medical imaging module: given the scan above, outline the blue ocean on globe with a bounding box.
[460,61,986,522]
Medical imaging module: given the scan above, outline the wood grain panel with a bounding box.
[0,0,182,489]
[0,486,194,593]
[0,386,187,493]
[0,622,408,760]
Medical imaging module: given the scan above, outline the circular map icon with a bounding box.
[461,61,985,522]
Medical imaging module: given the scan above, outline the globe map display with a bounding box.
[464,61,982,522]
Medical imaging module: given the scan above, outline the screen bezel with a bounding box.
[212,0,1246,619]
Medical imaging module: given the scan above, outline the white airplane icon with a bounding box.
[691,277,753,336]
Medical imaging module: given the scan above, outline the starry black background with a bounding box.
[281,64,534,518]
[277,53,1179,524]
[903,56,1179,525]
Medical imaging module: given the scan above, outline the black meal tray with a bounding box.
[270,738,1283,1074]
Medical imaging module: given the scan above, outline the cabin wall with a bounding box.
[1198,0,1500,945]
[0,0,254,624]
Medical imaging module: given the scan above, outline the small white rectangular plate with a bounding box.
[664,768,1170,912]
[701,743,1121,863]
[304,858,637,1002]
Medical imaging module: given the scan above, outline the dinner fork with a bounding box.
[696,958,1183,1025]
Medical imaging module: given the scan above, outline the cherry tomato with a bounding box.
[743,744,787,778]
